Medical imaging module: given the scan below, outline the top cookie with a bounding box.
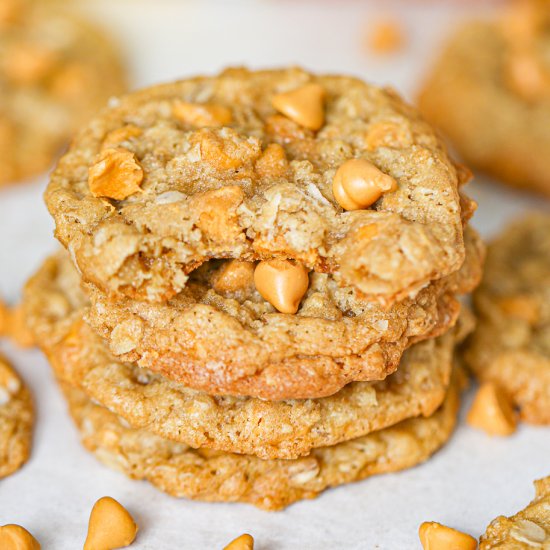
[46,67,466,304]
[0,0,126,185]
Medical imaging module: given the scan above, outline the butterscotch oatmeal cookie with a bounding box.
[59,368,464,510]
[464,215,550,424]
[0,355,33,478]
[480,476,550,549]
[419,0,550,196]
[46,67,468,306]
[0,0,126,186]
[24,227,482,399]
[23,249,474,458]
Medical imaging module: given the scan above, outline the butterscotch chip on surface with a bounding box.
[0,355,33,478]
[368,19,406,54]
[88,148,144,201]
[467,383,517,437]
[173,100,232,127]
[223,534,254,550]
[84,496,137,550]
[480,476,550,549]
[419,522,477,550]
[0,524,40,550]
[271,82,325,130]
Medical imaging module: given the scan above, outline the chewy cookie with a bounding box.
[59,368,464,511]
[419,0,550,196]
[0,354,33,478]
[464,215,550,424]
[46,67,469,307]
[0,0,126,185]
[23,251,472,459]
[480,476,550,549]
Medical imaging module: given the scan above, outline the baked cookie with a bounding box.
[0,0,126,186]
[23,250,473,459]
[59,368,464,511]
[418,0,550,196]
[0,354,33,478]
[464,215,550,424]
[480,476,550,549]
[46,67,469,307]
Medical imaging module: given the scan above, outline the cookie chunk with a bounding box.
[24,225,482,399]
[23,250,473,459]
[0,0,126,185]
[480,476,550,549]
[464,215,550,424]
[46,67,468,306]
[419,1,550,196]
[0,355,33,478]
[59,367,464,510]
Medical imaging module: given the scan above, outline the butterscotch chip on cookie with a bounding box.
[45,67,468,307]
[0,355,33,478]
[0,2,126,186]
[419,1,550,196]
[23,249,474,459]
[464,215,550,424]
[58,367,464,510]
[480,476,550,549]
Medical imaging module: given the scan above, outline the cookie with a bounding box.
[0,0,126,185]
[480,476,550,549]
[464,215,550,424]
[418,1,550,196]
[0,354,33,478]
[23,250,473,459]
[58,367,464,510]
[45,67,469,307]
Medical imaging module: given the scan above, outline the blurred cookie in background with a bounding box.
[418,0,550,197]
[0,0,127,187]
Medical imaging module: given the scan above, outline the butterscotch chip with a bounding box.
[0,524,40,550]
[84,497,137,550]
[88,148,144,201]
[271,83,325,130]
[463,215,550,424]
[102,126,143,150]
[254,143,288,178]
[0,355,33,479]
[467,383,517,436]
[480,476,550,549]
[419,522,477,550]
[173,100,232,127]
[223,534,254,550]
[368,19,406,54]
[212,260,255,294]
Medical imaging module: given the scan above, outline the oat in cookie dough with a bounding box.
[464,215,550,424]
[0,354,33,478]
[58,367,464,511]
[22,249,474,459]
[418,0,550,196]
[0,0,126,185]
[480,476,550,549]
[45,67,469,306]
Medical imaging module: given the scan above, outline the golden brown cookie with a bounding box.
[46,67,469,307]
[464,215,550,424]
[480,476,550,549]
[0,0,126,186]
[418,1,550,196]
[22,248,474,459]
[58,367,464,511]
[0,354,33,478]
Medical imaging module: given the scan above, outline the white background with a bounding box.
[1,1,549,548]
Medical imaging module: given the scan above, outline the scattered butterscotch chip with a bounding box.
[332,158,397,210]
[173,100,232,127]
[83,496,137,550]
[88,148,144,201]
[504,48,550,101]
[254,259,309,314]
[213,260,255,294]
[368,19,406,54]
[223,534,254,550]
[3,42,57,84]
[419,522,477,550]
[102,126,143,151]
[497,295,540,324]
[255,143,288,178]
[467,382,517,436]
[271,83,325,131]
[0,524,40,550]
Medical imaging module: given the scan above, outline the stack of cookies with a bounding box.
[23,67,484,510]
